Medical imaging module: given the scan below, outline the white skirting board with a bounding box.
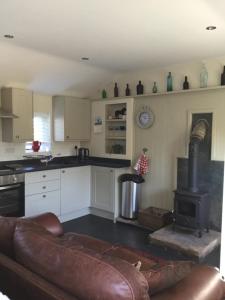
[89,207,114,220]
[59,207,90,223]
[60,207,114,223]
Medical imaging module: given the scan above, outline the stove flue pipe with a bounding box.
[188,119,208,193]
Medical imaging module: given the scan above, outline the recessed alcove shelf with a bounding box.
[96,85,225,101]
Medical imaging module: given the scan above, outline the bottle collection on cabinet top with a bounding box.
[101,65,225,99]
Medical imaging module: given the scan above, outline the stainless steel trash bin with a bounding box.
[120,174,144,219]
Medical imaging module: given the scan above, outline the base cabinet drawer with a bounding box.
[25,190,60,217]
[25,169,60,184]
[25,180,60,196]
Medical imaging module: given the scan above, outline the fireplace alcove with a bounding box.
[174,112,223,235]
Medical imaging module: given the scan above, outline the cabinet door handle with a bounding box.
[42,186,46,189]
[42,175,46,178]
[42,194,46,198]
[62,170,65,173]
[66,136,69,139]
[110,170,113,172]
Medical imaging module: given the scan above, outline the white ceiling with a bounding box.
[0,0,225,94]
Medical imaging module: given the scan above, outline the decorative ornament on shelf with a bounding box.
[221,66,225,86]
[134,148,150,176]
[136,106,154,129]
[152,82,158,93]
[136,80,144,95]
[200,64,208,88]
[167,72,173,92]
[101,89,107,99]
[183,76,189,90]
[125,83,130,96]
[114,83,119,97]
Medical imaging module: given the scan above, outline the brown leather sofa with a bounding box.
[0,212,224,300]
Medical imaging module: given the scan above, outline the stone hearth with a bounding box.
[149,225,220,261]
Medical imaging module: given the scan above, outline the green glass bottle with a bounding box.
[102,89,107,99]
[152,82,158,93]
[167,72,173,92]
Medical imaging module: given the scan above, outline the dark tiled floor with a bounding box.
[62,214,220,267]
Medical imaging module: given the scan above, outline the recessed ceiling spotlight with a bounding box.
[4,34,14,39]
[81,57,89,61]
[206,26,216,31]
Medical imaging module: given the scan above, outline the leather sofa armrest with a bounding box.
[151,265,225,300]
[26,212,64,237]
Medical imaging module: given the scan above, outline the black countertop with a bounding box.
[0,156,131,176]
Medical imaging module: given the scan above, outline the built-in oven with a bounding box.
[0,172,24,217]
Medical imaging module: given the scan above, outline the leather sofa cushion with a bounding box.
[0,217,17,258]
[28,212,64,237]
[14,222,150,300]
[141,260,195,295]
[58,233,195,295]
[60,234,195,295]
[61,232,113,253]
[0,213,63,259]
[61,234,160,270]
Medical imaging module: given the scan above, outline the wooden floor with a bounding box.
[62,214,220,267]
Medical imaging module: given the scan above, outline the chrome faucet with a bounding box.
[40,155,54,166]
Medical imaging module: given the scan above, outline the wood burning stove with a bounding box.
[174,190,209,237]
[174,118,210,237]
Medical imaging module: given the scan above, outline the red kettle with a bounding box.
[32,141,41,152]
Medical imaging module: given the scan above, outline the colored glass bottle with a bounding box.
[152,82,158,93]
[102,89,107,99]
[167,72,173,92]
[125,84,130,96]
[114,83,119,97]
[183,76,189,90]
[136,80,144,95]
[221,66,225,86]
[200,64,208,88]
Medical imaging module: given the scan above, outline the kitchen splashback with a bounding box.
[0,141,81,161]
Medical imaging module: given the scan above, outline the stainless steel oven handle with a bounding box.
[0,184,21,191]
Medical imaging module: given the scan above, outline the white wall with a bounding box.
[91,57,225,210]
[133,88,225,210]
[220,167,225,276]
[94,56,225,99]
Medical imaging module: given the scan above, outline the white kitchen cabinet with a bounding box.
[91,166,115,213]
[91,166,130,219]
[91,98,134,159]
[60,166,91,215]
[1,88,33,142]
[53,96,91,141]
[25,170,61,217]
[25,191,60,217]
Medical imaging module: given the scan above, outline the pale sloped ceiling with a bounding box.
[0,0,225,96]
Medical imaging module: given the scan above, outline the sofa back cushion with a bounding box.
[14,222,150,300]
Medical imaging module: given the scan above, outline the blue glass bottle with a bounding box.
[200,64,208,88]
[167,72,173,92]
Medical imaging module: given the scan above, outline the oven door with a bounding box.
[0,183,24,217]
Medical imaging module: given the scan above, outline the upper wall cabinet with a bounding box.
[53,96,91,141]
[1,88,33,142]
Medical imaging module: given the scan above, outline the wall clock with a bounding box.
[136,106,155,129]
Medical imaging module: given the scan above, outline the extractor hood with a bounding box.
[0,108,18,118]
